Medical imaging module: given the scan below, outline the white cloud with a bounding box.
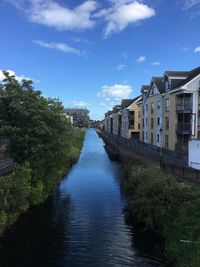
[117,64,126,70]
[33,40,85,56]
[99,1,155,37]
[9,0,98,31]
[122,52,128,58]
[183,0,200,9]
[151,61,160,66]
[71,37,92,44]
[0,70,32,82]
[194,46,200,53]
[8,1,155,38]
[137,56,146,62]
[100,102,106,106]
[98,84,133,102]
[68,101,92,107]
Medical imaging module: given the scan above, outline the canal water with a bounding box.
[0,129,159,267]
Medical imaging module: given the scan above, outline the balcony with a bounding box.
[175,142,188,153]
[129,124,135,130]
[176,123,192,135]
[176,104,192,114]
[128,115,134,121]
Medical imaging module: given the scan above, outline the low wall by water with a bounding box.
[98,130,200,183]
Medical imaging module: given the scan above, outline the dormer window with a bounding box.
[165,80,171,91]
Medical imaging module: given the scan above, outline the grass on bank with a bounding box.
[122,163,200,267]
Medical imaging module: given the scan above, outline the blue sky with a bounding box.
[0,0,200,120]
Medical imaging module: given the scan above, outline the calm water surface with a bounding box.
[0,129,159,267]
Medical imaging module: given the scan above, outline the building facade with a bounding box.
[121,97,142,139]
[63,108,90,127]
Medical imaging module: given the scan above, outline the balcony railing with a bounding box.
[176,123,192,135]
[128,116,134,121]
[175,142,188,153]
[176,104,192,113]
[129,124,135,129]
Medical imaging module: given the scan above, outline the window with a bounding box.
[146,104,148,112]
[142,118,144,127]
[151,102,154,114]
[151,118,154,129]
[146,118,148,126]
[145,132,147,140]
[157,117,160,126]
[166,80,171,91]
[142,131,144,141]
[157,134,160,143]
[165,135,169,148]
[165,99,170,112]
[151,133,154,144]
[165,117,169,130]
[157,100,161,110]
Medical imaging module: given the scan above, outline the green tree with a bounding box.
[0,71,71,164]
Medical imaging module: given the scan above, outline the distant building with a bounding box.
[63,108,90,127]
[121,96,142,139]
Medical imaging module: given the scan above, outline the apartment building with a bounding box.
[162,67,200,151]
[112,105,122,136]
[104,110,113,133]
[139,66,200,152]
[103,65,200,155]
[121,96,142,139]
[140,79,165,146]
[63,108,90,127]
[139,85,149,142]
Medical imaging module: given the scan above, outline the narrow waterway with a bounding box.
[0,129,159,267]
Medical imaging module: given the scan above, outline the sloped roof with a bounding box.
[112,105,121,113]
[171,78,186,89]
[122,96,142,109]
[176,66,200,87]
[165,70,190,78]
[152,77,165,94]
[121,99,134,109]
[141,85,149,94]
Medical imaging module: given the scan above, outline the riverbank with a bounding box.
[122,162,200,267]
[97,129,200,266]
[0,128,85,236]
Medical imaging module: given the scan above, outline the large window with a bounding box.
[151,118,154,129]
[151,133,154,144]
[165,99,170,112]
[165,135,169,148]
[157,100,161,110]
[151,102,154,114]
[165,117,169,130]
[157,117,160,126]
[157,134,160,143]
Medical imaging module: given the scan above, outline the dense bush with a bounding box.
[0,72,85,235]
[123,163,200,267]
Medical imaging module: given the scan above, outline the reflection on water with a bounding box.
[0,129,159,267]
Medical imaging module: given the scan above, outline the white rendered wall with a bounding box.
[188,139,200,170]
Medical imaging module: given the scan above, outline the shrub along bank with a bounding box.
[0,71,85,235]
[122,163,200,267]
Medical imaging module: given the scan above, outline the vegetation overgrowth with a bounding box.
[0,71,85,235]
[122,163,200,267]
